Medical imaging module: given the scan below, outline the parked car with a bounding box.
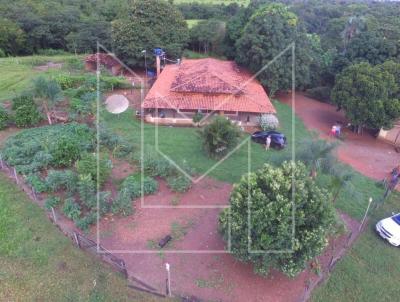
[251,130,287,149]
[376,213,400,246]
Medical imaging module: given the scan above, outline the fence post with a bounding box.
[51,207,57,223]
[13,167,19,184]
[0,154,3,169]
[73,232,81,248]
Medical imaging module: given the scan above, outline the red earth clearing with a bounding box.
[86,176,359,302]
[278,92,399,181]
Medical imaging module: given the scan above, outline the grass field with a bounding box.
[0,174,162,302]
[175,0,250,5]
[0,54,82,102]
[312,193,400,302]
[103,101,384,221]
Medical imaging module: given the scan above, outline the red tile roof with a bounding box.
[142,58,275,114]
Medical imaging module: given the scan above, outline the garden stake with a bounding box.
[13,167,18,184]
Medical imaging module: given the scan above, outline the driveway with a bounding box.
[277,92,399,181]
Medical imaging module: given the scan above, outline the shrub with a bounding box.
[49,136,81,167]
[167,175,191,192]
[14,104,42,128]
[55,74,86,90]
[219,161,337,277]
[77,174,96,208]
[0,48,5,57]
[306,86,332,103]
[25,173,48,193]
[46,170,78,193]
[141,153,176,178]
[76,153,112,186]
[99,125,134,158]
[112,188,133,216]
[44,196,61,210]
[12,94,35,110]
[258,114,279,131]
[112,174,158,216]
[200,116,241,158]
[192,112,204,124]
[62,198,81,221]
[0,106,9,130]
[2,123,94,173]
[75,212,97,232]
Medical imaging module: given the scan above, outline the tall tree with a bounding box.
[331,62,400,133]
[219,161,337,277]
[235,3,311,95]
[112,0,189,67]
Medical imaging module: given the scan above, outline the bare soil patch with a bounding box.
[86,174,359,302]
[278,92,399,181]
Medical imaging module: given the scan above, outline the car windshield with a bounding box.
[391,214,400,225]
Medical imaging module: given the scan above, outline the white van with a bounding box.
[376,213,400,247]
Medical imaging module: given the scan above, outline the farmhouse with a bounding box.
[141,58,276,126]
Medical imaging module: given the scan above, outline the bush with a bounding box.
[0,106,9,130]
[62,198,81,221]
[192,112,204,124]
[219,161,337,277]
[0,48,5,57]
[99,125,134,158]
[49,136,81,167]
[140,152,176,178]
[77,174,96,208]
[46,170,78,193]
[2,123,94,174]
[76,153,112,186]
[306,86,332,103]
[167,175,192,192]
[12,94,35,110]
[75,212,97,232]
[25,173,48,193]
[14,104,42,128]
[258,114,279,131]
[112,174,158,216]
[55,74,86,90]
[44,196,61,210]
[200,116,241,158]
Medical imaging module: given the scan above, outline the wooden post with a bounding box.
[32,187,37,201]
[51,207,57,223]
[73,232,81,248]
[0,154,3,169]
[13,168,19,184]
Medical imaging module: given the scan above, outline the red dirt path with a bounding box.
[278,92,399,181]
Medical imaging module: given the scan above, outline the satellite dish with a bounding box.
[105,94,129,114]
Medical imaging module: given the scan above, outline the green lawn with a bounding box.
[312,193,400,302]
[0,173,161,302]
[175,0,250,5]
[0,54,82,102]
[103,100,384,221]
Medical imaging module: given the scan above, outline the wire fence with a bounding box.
[0,156,167,299]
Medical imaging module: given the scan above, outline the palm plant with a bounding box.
[296,136,337,178]
[33,76,63,124]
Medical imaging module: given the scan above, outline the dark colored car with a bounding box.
[251,130,287,149]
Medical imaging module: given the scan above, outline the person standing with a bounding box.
[265,136,271,151]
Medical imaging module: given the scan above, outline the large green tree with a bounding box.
[331,62,400,132]
[219,161,337,277]
[112,0,189,67]
[235,3,311,95]
[0,17,26,55]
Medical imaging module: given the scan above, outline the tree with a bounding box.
[0,17,26,55]
[199,116,241,159]
[219,161,337,277]
[112,0,189,67]
[33,76,63,125]
[189,19,226,55]
[235,3,311,95]
[331,62,400,132]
